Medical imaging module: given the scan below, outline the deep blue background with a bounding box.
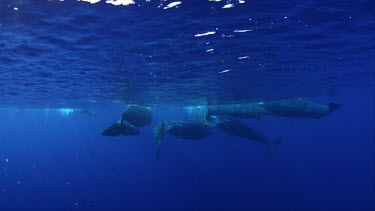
[0,88,374,211]
[0,0,374,210]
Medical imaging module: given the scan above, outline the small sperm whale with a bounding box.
[153,120,212,160]
[262,98,342,118]
[206,116,282,160]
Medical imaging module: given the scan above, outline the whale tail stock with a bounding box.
[268,137,283,161]
[329,102,342,113]
[155,121,166,162]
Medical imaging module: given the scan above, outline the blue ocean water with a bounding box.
[0,0,374,210]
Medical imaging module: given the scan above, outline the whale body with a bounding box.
[122,105,152,127]
[102,105,152,136]
[262,99,342,118]
[206,116,282,160]
[207,103,266,119]
[153,120,211,142]
[186,103,266,123]
[153,120,212,160]
[187,99,341,121]
[207,116,270,143]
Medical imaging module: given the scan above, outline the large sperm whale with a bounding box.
[187,99,341,121]
[262,98,342,118]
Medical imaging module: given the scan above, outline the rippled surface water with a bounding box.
[0,0,374,107]
[0,1,375,211]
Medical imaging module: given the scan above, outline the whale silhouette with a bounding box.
[101,120,140,136]
[187,99,341,120]
[206,116,282,160]
[101,105,151,136]
[262,98,342,118]
[153,120,212,161]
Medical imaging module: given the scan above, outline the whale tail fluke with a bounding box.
[329,102,342,113]
[268,137,283,161]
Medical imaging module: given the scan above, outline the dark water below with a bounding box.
[0,0,374,210]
